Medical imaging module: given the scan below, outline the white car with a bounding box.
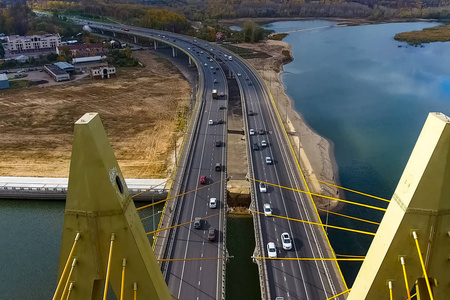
[265,157,273,164]
[210,58,213,62]
[208,120,214,125]
[249,129,255,135]
[237,73,242,77]
[281,232,292,250]
[267,242,277,258]
[261,140,267,147]
[209,197,217,209]
[259,182,267,193]
[263,203,272,216]
[204,63,207,67]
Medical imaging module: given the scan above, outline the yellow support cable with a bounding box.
[52,232,80,300]
[336,254,366,258]
[120,259,126,300]
[102,233,115,300]
[60,258,77,300]
[249,177,387,212]
[132,181,166,199]
[251,210,376,236]
[158,257,228,262]
[411,292,417,299]
[65,283,74,300]
[389,281,393,300]
[318,208,380,225]
[400,257,412,300]
[413,231,434,300]
[133,283,137,300]
[137,179,223,211]
[326,289,351,300]
[310,177,390,203]
[146,212,221,235]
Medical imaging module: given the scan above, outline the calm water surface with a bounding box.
[266,20,450,284]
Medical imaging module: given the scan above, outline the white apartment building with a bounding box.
[5,34,61,54]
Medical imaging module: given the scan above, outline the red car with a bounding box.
[199,176,206,184]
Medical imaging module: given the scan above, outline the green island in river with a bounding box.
[394,24,450,45]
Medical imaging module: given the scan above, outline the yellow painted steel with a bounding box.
[389,281,393,300]
[52,233,80,300]
[250,177,387,212]
[348,113,450,300]
[65,283,74,300]
[251,210,376,236]
[318,208,380,225]
[325,289,351,300]
[146,212,221,235]
[137,179,223,211]
[413,231,434,300]
[55,113,172,300]
[254,257,365,261]
[60,258,77,300]
[102,234,115,300]
[120,259,126,300]
[311,177,390,203]
[400,257,412,300]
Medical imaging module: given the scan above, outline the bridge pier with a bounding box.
[154,41,157,50]
[134,36,137,44]
[188,56,192,66]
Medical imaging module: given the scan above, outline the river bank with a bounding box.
[235,39,341,211]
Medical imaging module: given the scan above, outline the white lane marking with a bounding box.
[281,262,284,267]
[284,276,287,282]
[200,267,202,271]
[201,253,204,258]
[198,281,201,286]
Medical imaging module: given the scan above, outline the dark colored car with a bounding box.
[219,105,226,110]
[215,141,222,147]
[252,143,259,150]
[248,110,254,116]
[215,163,222,172]
[259,129,265,135]
[199,176,206,184]
[208,228,216,241]
[217,119,224,124]
[194,217,201,229]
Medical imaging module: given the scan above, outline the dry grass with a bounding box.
[394,25,450,45]
[0,51,190,178]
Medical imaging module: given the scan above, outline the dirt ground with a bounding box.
[0,51,190,178]
[236,40,341,211]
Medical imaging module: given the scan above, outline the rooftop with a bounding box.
[72,56,104,64]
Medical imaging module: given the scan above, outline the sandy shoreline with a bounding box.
[237,40,342,211]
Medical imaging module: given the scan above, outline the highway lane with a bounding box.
[227,58,346,299]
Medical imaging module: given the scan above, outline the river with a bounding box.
[2,20,450,299]
[265,20,450,284]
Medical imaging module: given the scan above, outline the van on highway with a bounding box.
[215,163,222,171]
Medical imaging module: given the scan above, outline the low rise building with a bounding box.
[90,66,116,79]
[72,56,107,72]
[57,43,107,58]
[5,34,61,54]
[0,73,9,89]
[44,64,70,82]
[53,62,75,75]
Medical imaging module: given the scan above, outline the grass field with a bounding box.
[0,51,190,178]
[394,25,450,45]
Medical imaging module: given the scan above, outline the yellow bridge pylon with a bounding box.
[53,113,172,300]
[348,112,450,300]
